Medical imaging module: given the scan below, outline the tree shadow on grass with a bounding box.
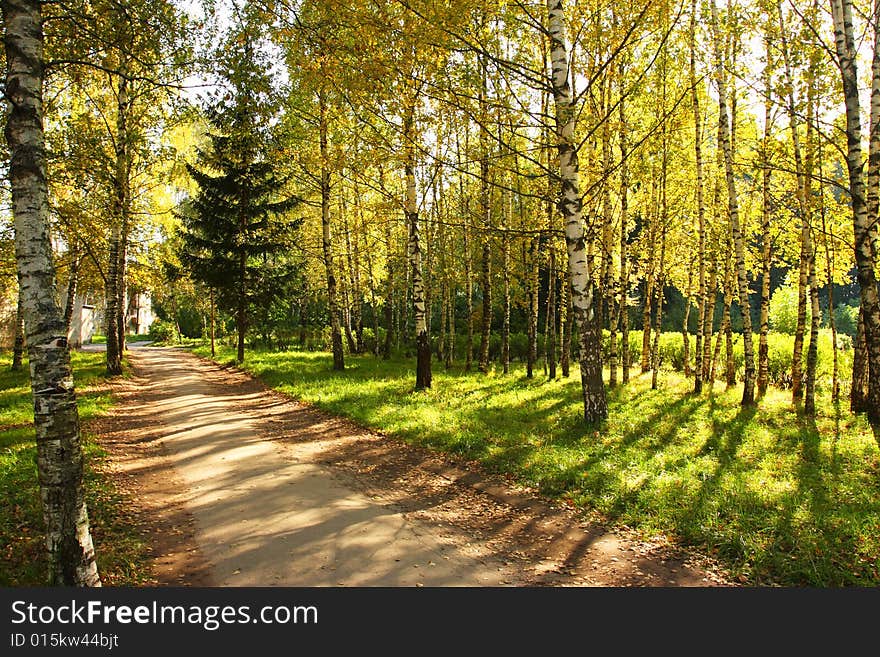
[765,410,880,585]
[678,404,757,563]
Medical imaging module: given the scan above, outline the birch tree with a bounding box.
[690,0,708,394]
[3,0,101,586]
[710,0,756,406]
[829,0,880,422]
[546,0,606,422]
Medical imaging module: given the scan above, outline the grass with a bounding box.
[194,343,880,587]
[0,351,153,586]
[88,333,151,345]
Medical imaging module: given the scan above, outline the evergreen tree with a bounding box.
[179,10,301,363]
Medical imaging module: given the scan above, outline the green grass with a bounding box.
[194,344,880,587]
[88,333,151,344]
[0,351,152,586]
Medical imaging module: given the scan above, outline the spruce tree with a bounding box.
[179,11,301,363]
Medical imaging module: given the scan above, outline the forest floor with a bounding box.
[94,346,730,587]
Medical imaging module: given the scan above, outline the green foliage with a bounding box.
[769,281,813,335]
[0,351,153,585]
[599,329,852,390]
[834,303,860,337]
[193,344,880,586]
[148,319,178,344]
[177,11,303,359]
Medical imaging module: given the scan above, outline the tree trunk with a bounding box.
[710,0,756,406]
[236,250,246,363]
[547,0,606,422]
[609,262,618,386]
[435,176,446,365]
[527,236,539,378]
[852,307,869,411]
[830,0,880,423]
[404,99,431,390]
[723,254,736,388]
[63,247,79,332]
[777,0,811,404]
[683,266,693,377]
[651,280,665,390]
[618,70,631,384]
[383,216,394,359]
[641,270,654,373]
[818,140,840,402]
[113,65,132,368]
[340,193,357,356]
[3,0,101,586]
[804,244,821,414]
[116,219,127,358]
[758,36,773,397]
[546,246,557,380]
[446,284,455,369]
[319,91,344,371]
[804,89,821,415]
[210,288,215,359]
[691,0,708,394]
[12,286,24,370]
[342,189,363,354]
[642,179,656,374]
[652,193,667,390]
[705,259,718,385]
[561,271,571,378]
[792,219,810,401]
[439,282,448,364]
[501,195,511,375]
[601,76,615,385]
[357,181,382,358]
[460,134,474,371]
[105,226,122,374]
[710,292,724,388]
[477,229,492,372]
[478,55,492,374]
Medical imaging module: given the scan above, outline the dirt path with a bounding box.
[95,347,730,587]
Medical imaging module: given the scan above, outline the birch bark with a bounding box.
[690,0,708,394]
[319,87,344,371]
[404,98,431,390]
[547,0,606,421]
[710,0,756,405]
[830,0,880,421]
[3,0,101,586]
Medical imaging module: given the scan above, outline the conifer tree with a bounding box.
[180,10,301,363]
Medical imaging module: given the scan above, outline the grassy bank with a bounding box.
[194,344,880,586]
[0,351,152,586]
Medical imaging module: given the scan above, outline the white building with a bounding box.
[126,290,154,336]
[67,295,96,348]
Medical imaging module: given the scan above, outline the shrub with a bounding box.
[769,281,816,335]
[834,303,859,337]
[148,320,177,344]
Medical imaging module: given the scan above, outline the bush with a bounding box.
[769,281,816,335]
[148,320,177,344]
[834,303,859,337]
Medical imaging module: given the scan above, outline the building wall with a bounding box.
[68,295,96,348]
[127,291,154,336]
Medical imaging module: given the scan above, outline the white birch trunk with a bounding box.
[691,0,708,394]
[547,0,606,422]
[830,0,880,421]
[405,95,431,390]
[3,0,100,586]
[710,0,756,406]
